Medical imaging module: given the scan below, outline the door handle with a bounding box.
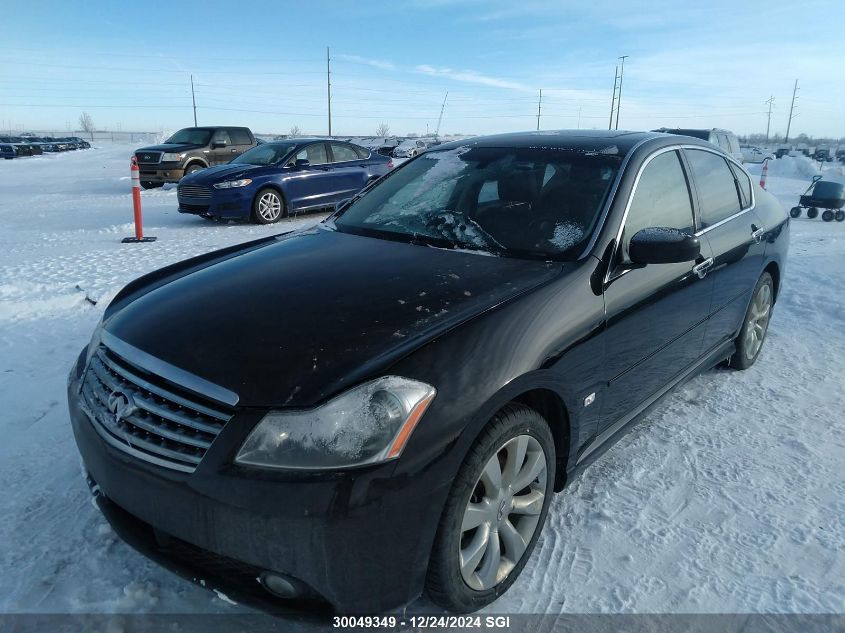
[692,257,714,279]
[751,225,766,243]
[230,149,237,152]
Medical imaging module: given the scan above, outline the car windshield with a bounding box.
[164,128,213,145]
[333,146,621,260]
[230,142,297,166]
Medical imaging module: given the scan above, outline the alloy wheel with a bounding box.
[744,282,771,360]
[257,192,282,222]
[459,435,547,591]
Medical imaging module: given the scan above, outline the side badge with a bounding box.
[584,392,596,407]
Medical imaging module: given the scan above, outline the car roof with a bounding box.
[431,130,666,155]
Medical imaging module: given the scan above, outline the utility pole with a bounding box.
[615,55,628,130]
[190,75,197,126]
[435,92,448,139]
[764,96,774,143]
[609,65,618,130]
[785,79,798,144]
[536,88,542,131]
[577,105,582,129]
[326,47,332,137]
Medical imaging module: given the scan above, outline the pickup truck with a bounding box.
[134,126,257,188]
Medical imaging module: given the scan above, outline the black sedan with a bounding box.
[67,130,788,613]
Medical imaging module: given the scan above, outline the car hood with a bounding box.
[103,227,563,408]
[181,163,267,185]
[136,142,203,153]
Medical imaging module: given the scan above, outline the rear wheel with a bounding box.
[822,210,834,222]
[426,404,554,612]
[807,207,819,219]
[252,188,285,224]
[789,206,802,218]
[835,210,845,222]
[729,272,773,370]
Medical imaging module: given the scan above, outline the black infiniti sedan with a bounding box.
[67,130,788,613]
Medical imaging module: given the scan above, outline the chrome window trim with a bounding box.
[603,144,757,284]
[101,330,239,406]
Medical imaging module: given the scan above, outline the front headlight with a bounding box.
[213,178,253,189]
[161,152,185,162]
[235,376,436,470]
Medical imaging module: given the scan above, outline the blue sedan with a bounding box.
[176,139,393,224]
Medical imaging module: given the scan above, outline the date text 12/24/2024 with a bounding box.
[333,616,512,629]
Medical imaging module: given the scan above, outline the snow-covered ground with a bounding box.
[0,147,843,617]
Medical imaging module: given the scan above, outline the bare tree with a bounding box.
[289,125,302,138]
[375,122,390,137]
[79,112,95,141]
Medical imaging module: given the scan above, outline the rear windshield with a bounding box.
[230,143,297,166]
[164,128,213,145]
[334,146,621,260]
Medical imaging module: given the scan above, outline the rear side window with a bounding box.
[330,143,359,162]
[685,149,742,227]
[229,128,252,145]
[353,145,370,159]
[728,162,753,209]
[623,150,695,258]
[211,129,231,145]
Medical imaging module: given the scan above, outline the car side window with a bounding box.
[212,129,231,145]
[685,149,742,227]
[330,143,359,163]
[728,161,753,209]
[353,145,370,159]
[294,143,328,165]
[623,150,694,260]
[229,128,252,145]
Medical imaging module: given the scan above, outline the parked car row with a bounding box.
[133,127,395,223]
[0,134,91,158]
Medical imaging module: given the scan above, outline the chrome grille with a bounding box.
[135,151,162,164]
[79,346,233,473]
[178,184,213,199]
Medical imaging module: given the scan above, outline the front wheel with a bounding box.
[835,210,845,222]
[184,163,205,176]
[822,210,834,222]
[789,206,802,218]
[729,272,773,370]
[807,207,819,219]
[426,404,555,612]
[252,188,285,224]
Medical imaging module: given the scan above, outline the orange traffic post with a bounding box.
[759,158,769,190]
[122,156,157,243]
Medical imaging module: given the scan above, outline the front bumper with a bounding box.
[138,165,186,184]
[67,357,450,612]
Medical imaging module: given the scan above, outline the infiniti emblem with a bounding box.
[497,498,507,522]
[107,390,137,423]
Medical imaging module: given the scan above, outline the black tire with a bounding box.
[729,272,774,370]
[835,211,845,222]
[141,181,163,190]
[822,210,834,222]
[807,207,819,219]
[426,404,555,612]
[184,163,205,176]
[252,187,286,224]
[789,206,802,218]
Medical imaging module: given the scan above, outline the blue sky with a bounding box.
[1,0,842,138]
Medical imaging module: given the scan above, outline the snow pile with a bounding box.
[0,145,843,619]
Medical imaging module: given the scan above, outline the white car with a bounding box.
[393,139,427,158]
[741,146,775,163]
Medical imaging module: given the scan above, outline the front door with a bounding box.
[209,129,233,165]
[599,149,715,432]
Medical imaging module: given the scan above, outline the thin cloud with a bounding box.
[335,54,395,71]
[415,65,530,92]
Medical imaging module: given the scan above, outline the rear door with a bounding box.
[327,142,370,202]
[227,127,254,159]
[684,148,767,353]
[599,149,715,432]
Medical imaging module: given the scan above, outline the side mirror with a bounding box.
[212,140,228,149]
[294,158,310,167]
[629,227,700,265]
